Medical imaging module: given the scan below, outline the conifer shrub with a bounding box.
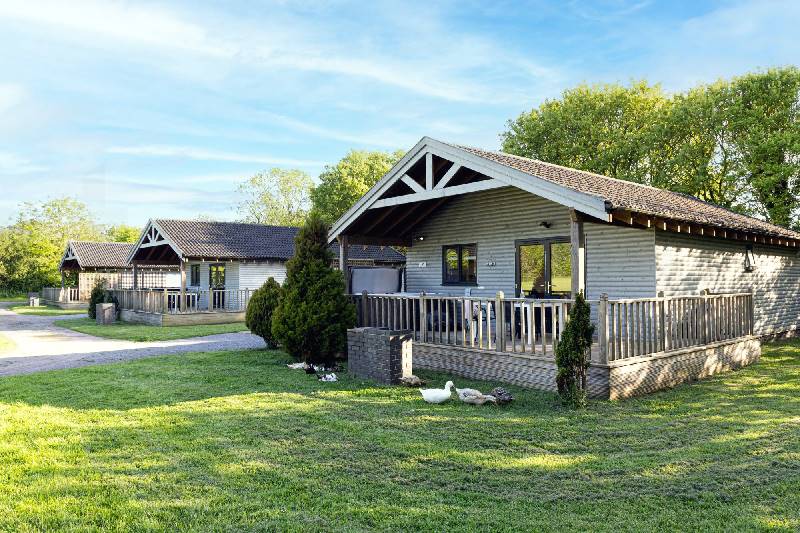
[271,213,356,366]
[555,292,595,408]
[245,277,281,348]
[87,282,106,319]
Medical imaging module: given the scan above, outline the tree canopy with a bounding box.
[0,198,103,292]
[310,149,404,225]
[237,168,313,226]
[502,68,800,229]
[104,224,141,243]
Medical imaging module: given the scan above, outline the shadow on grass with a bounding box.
[0,341,799,530]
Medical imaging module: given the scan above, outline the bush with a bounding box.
[555,292,595,408]
[102,290,120,320]
[246,277,281,348]
[87,283,106,319]
[271,213,356,367]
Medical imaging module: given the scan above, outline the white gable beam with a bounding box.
[328,136,611,242]
[125,219,185,265]
[400,175,425,194]
[425,153,433,190]
[433,163,461,190]
[370,179,506,209]
[58,242,79,270]
[426,139,609,221]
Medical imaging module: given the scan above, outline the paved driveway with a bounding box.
[0,303,265,377]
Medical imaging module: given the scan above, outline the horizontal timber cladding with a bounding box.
[413,343,611,399]
[584,223,657,300]
[413,336,760,400]
[405,187,573,297]
[238,261,288,288]
[655,232,800,336]
[605,337,761,400]
[120,309,163,326]
[162,311,245,326]
[119,309,245,326]
[404,186,659,300]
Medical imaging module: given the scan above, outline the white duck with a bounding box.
[419,381,454,404]
[456,386,498,405]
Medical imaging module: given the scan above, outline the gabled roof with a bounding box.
[130,219,405,263]
[456,145,800,241]
[60,241,135,270]
[329,136,800,247]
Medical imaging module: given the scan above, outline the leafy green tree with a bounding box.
[502,81,668,184]
[310,149,404,225]
[555,293,594,408]
[104,224,141,243]
[271,213,355,366]
[245,277,281,348]
[238,168,313,226]
[0,198,102,292]
[502,69,800,229]
[726,68,800,228]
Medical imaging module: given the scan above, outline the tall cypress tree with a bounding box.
[271,213,356,366]
[555,293,595,408]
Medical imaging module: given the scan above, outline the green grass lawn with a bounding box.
[55,317,248,342]
[0,342,798,531]
[0,292,27,302]
[8,304,86,316]
[0,334,14,353]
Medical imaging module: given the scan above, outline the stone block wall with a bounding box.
[347,327,413,384]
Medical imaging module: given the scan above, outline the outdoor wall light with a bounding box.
[744,244,756,272]
[539,221,552,228]
[417,235,425,241]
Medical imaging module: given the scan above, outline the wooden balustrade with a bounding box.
[41,287,83,303]
[108,288,252,315]
[352,291,754,362]
[598,292,753,362]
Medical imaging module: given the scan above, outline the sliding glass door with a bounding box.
[515,238,572,298]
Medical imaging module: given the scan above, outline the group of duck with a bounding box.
[418,381,513,406]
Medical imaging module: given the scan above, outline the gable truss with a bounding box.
[329,137,611,242]
[126,220,186,265]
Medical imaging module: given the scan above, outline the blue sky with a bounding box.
[1,0,798,227]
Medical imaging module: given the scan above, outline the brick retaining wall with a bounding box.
[347,327,413,385]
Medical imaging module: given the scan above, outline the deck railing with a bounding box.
[41,287,83,303]
[351,291,754,363]
[108,288,252,315]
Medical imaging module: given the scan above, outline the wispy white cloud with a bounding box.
[0,0,232,57]
[105,144,324,167]
[0,83,25,114]
[0,0,559,104]
[0,151,47,174]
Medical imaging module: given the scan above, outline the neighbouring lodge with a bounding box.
[331,136,800,399]
[43,219,405,325]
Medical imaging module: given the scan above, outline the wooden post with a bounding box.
[338,235,350,294]
[132,263,139,289]
[598,293,608,364]
[748,292,755,335]
[361,290,368,327]
[495,291,505,352]
[60,271,65,288]
[420,291,427,342]
[569,209,585,298]
[179,260,186,313]
[162,288,168,314]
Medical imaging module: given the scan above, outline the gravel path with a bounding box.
[0,302,265,377]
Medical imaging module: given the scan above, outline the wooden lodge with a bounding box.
[330,137,800,398]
